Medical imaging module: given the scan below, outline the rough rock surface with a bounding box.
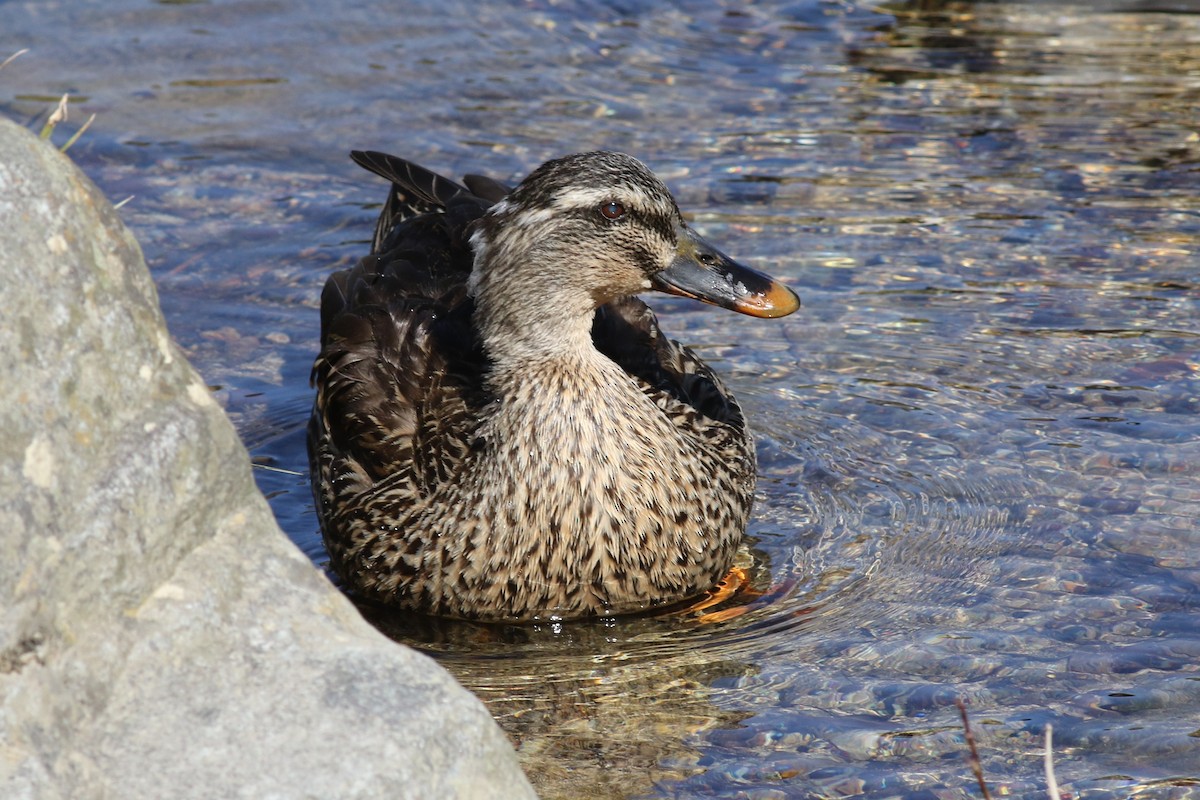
[0,117,536,800]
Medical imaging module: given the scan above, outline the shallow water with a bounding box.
[6,1,1200,797]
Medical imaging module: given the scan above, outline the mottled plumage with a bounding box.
[308,150,799,621]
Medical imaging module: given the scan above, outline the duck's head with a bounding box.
[469,152,799,357]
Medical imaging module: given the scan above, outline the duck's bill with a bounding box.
[651,226,800,319]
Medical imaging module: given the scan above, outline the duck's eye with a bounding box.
[599,200,626,221]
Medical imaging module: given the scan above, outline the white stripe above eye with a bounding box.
[496,185,668,230]
[500,189,622,230]
[492,188,621,222]
[551,186,626,210]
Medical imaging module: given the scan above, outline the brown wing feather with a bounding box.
[592,296,746,431]
[310,157,490,521]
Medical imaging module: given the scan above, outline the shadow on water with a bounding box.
[5,0,1200,797]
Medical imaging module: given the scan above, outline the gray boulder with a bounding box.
[0,117,535,800]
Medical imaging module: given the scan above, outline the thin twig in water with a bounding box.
[1045,724,1061,800]
[957,697,993,800]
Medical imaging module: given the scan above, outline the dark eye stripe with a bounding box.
[567,203,677,246]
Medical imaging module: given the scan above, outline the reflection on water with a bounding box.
[5,1,1200,798]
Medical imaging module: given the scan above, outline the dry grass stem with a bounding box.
[39,93,69,140]
[1045,724,1061,800]
[1,49,29,71]
[60,112,96,152]
[251,463,304,477]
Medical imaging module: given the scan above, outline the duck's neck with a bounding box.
[471,274,645,429]
[475,295,597,375]
[470,246,602,375]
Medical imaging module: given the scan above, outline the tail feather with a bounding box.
[350,150,471,209]
[462,173,511,203]
[351,150,476,250]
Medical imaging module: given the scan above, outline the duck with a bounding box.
[308,149,800,622]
